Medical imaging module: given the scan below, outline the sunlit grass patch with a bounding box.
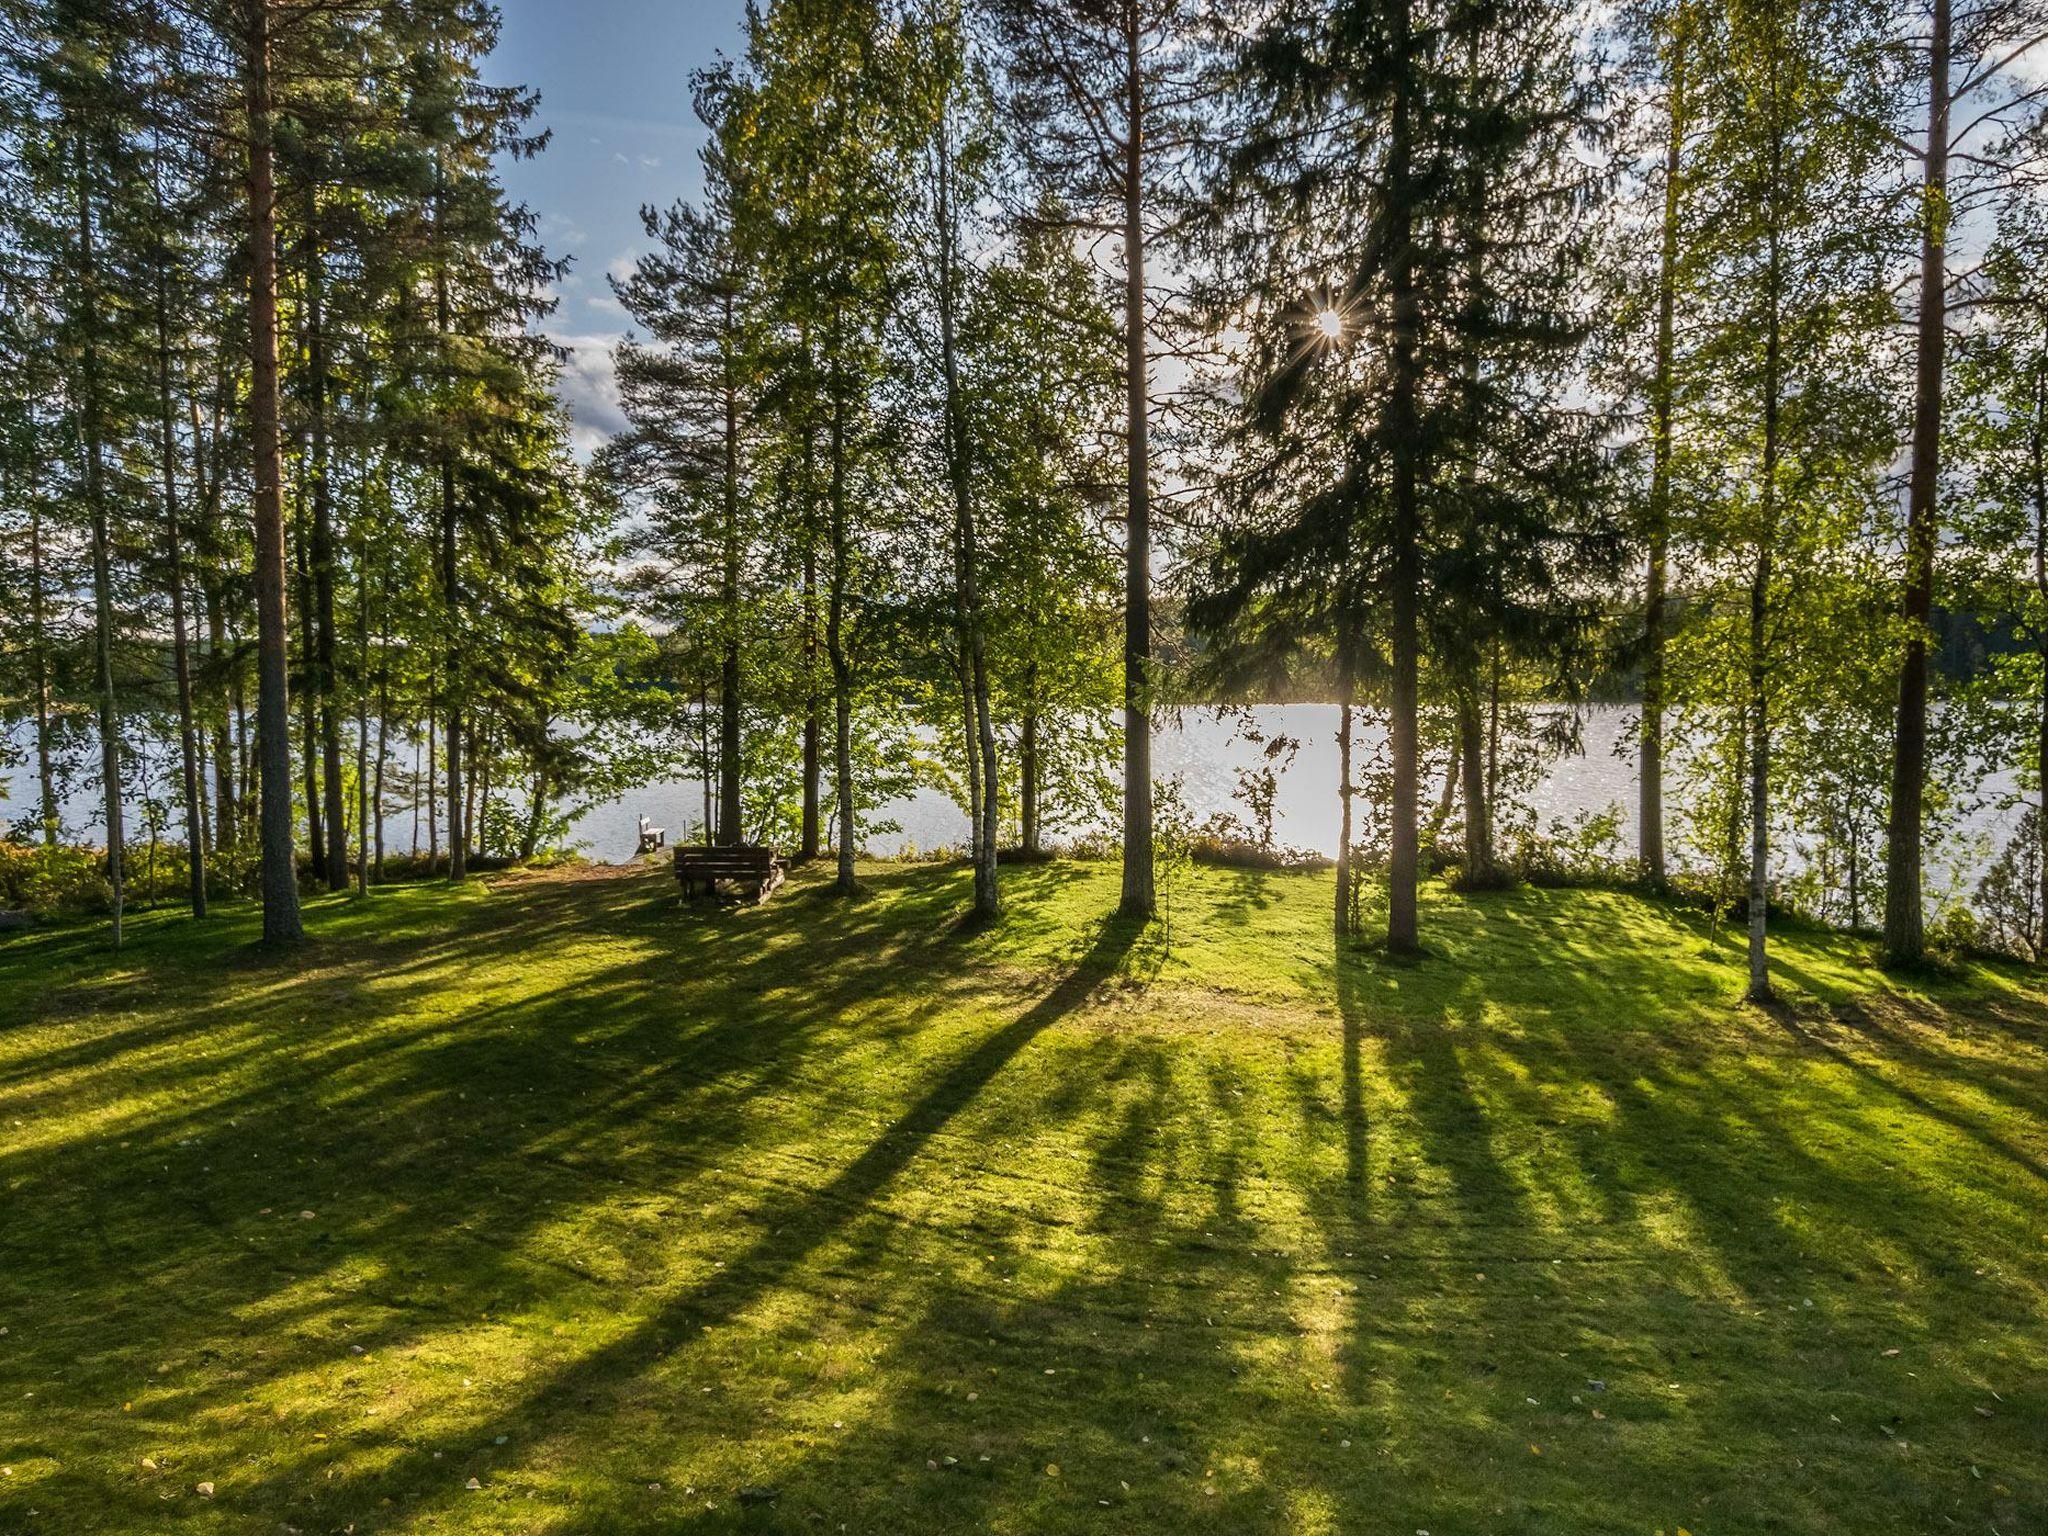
[0,860,2042,1533]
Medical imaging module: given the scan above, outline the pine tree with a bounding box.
[990,0,1209,919]
[606,68,756,849]
[1880,0,2048,964]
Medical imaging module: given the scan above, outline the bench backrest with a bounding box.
[675,845,779,875]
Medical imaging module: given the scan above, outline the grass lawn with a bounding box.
[0,859,2043,1534]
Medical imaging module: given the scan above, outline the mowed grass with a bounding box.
[0,860,2043,1535]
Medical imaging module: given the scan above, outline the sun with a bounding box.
[1313,306,1345,343]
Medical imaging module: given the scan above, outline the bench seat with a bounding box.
[674,844,785,903]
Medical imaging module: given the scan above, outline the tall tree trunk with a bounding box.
[202,581,238,860]
[799,327,823,862]
[440,467,463,877]
[1119,11,1155,918]
[153,136,207,917]
[241,0,303,943]
[1425,736,1461,848]
[1643,10,1688,888]
[426,671,440,871]
[1487,641,1502,812]
[1459,688,1490,882]
[1335,649,1355,940]
[232,634,251,847]
[294,500,322,866]
[1386,5,1422,955]
[936,118,999,917]
[77,143,125,949]
[355,518,370,896]
[520,764,548,862]
[436,247,465,879]
[194,417,238,858]
[158,346,206,917]
[1884,0,1950,965]
[304,187,347,890]
[27,495,58,848]
[469,713,489,861]
[2032,352,2047,957]
[828,330,858,897]
[1748,64,1786,1007]
[373,570,392,882]
[698,683,715,847]
[719,291,745,845]
[961,659,983,859]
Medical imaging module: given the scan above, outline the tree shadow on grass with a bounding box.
[4,869,2044,1533]
[1285,883,2048,1535]
[186,896,1148,1529]
[0,862,1127,1526]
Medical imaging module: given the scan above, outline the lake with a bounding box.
[4,705,2019,896]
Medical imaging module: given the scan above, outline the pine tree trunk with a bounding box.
[935,120,999,917]
[241,0,303,943]
[436,238,465,879]
[1119,11,1155,918]
[1459,689,1490,882]
[426,672,440,871]
[233,646,251,848]
[699,683,715,847]
[159,365,206,917]
[373,572,392,882]
[27,497,58,848]
[1335,652,1355,940]
[1426,739,1461,850]
[1385,6,1422,955]
[441,452,463,878]
[469,715,489,862]
[304,189,347,891]
[186,392,236,857]
[152,147,207,916]
[201,563,238,856]
[294,505,322,867]
[76,143,126,949]
[355,525,370,896]
[1884,0,1950,966]
[520,766,547,862]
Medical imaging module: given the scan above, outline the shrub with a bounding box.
[0,843,111,918]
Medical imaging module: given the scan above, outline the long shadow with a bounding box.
[0,862,1148,1528]
[12,869,2045,1533]
[1764,997,2048,1188]
[307,905,1145,1521]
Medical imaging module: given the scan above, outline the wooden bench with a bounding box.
[675,843,785,903]
[636,814,667,856]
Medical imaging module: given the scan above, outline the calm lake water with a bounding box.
[472,704,2026,897]
[5,705,2020,895]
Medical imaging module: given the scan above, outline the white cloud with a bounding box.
[548,330,627,459]
[540,211,588,249]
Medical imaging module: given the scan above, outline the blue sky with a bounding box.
[490,0,751,450]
